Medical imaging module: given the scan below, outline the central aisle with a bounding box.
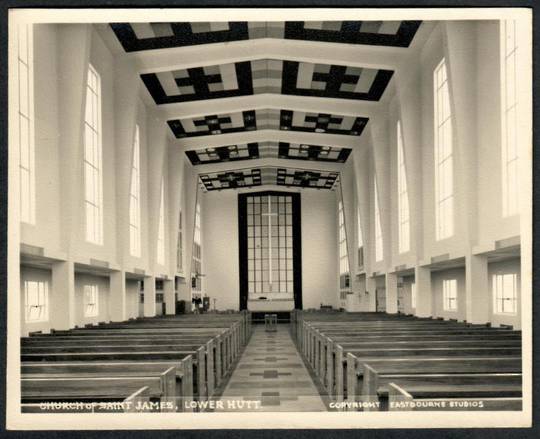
[218,324,327,411]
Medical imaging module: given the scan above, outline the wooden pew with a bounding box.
[333,346,521,401]
[21,359,193,412]
[24,332,233,382]
[317,339,520,402]
[388,375,522,411]
[387,382,522,411]
[21,372,176,413]
[21,347,211,401]
[33,325,241,376]
[21,313,249,410]
[301,322,521,403]
[22,331,237,398]
[355,358,522,409]
[22,386,152,413]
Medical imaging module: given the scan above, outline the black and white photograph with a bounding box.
[4,6,534,430]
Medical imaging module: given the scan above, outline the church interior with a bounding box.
[10,15,531,415]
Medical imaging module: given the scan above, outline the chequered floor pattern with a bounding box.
[217,324,326,411]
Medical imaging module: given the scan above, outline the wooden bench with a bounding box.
[316,338,520,401]
[385,375,522,412]
[21,347,211,399]
[295,314,522,410]
[20,312,251,411]
[387,382,522,411]
[21,372,175,413]
[22,333,244,394]
[21,360,193,411]
[353,358,522,409]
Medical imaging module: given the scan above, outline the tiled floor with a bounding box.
[217,324,327,412]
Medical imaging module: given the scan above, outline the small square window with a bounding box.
[25,280,49,323]
[84,284,99,318]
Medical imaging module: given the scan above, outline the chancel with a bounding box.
[9,11,531,420]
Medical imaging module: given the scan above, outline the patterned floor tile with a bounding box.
[218,324,326,412]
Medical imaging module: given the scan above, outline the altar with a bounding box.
[247,298,295,312]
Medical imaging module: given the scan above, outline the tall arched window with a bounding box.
[397,120,410,253]
[374,176,384,262]
[18,24,35,224]
[156,178,166,265]
[84,63,103,244]
[501,20,519,217]
[129,125,141,257]
[434,58,454,240]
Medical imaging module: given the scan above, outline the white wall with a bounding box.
[302,190,338,309]
[202,188,338,311]
[21,25,62,252]
[201,190,239,311]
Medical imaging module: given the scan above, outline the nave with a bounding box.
[218,324,326,411]
[9,10,531,426]
[19,309,522,413]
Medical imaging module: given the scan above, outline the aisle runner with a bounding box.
[218,324,326,412]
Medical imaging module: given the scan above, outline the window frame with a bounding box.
[374,175,384,262]
[84,63,104,245]
[24,280,49,323]
[338,199,348,275]
[247,195,294,295]
[192,200,203,293]
[433,58,455,241]
[129,124,141,257]
[83,284,99,318]
[442,278,458,312]
[177,210,183,273]
[18,24,35,225]
[357,207,364,269]
[397,119,411,253]
[501,20,519,218]
[156,177,166,266]
[492,272,518,315]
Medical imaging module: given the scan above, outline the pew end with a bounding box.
[124,386,151,413]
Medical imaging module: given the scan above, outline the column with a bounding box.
[144,275,156,317]
[465,253,490,324]
[164,278,175,315]
[109,270,127,322]
[414,265,433,318]
[51,260,75,330]
[385,272,399,314]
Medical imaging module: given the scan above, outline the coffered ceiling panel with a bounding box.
[104,19,425,189]
[168,109,367,138]
[142,58,393,104]
[110,21,421,52]
[185,141,352,165]
[198,166,339,191]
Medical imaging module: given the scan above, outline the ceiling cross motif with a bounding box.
[104,19,424,189]
[110,21,421,52]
